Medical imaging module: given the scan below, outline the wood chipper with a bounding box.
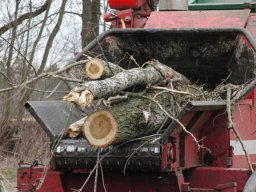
[17,0,256,191]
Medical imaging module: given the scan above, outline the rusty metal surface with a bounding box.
[145,10,250,28]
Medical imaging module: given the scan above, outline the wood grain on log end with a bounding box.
[85,58,105,80]
[83,110,118,147]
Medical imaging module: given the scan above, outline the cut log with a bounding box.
[64,60,188,108]
[84,58,124,80]
[83,110,118,147]
[83,90,175,147]
[67,117,87,138]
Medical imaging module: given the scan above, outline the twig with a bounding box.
[0,59,88,93]
[89,23,114,75]
[0,70,16,86]
[47,72,84,83]
[73,162,98,192]
[24,85,68,94]
[46,81,62,98]
[0,172,15,190]
[156,117,170,134]
[125,92,204,150]
[0,35,37,74]
[129,55,140,68]
[103,94,128,106]
[74,134,161,192]
[94,150,100,192]
[37,104,74,190]
[226,86,254,172]
[151,85,192,95]
[0,180,6,192]
[100,163,107,192]
[123,140,152,175]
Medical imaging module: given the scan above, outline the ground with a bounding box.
[0,158,18,192]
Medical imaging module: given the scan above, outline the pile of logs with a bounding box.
[64,58,222,147]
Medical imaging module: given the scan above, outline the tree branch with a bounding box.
[0,59,88,93]
[0,0,51,35]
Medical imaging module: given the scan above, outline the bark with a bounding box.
[85,58,124,80]
[65,60,189,108]
[36,0,67,75]
[83,90,174,147]
[2,1,20,122]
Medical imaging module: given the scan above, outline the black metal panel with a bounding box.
[55,139,162,172]
[25,101,89,142]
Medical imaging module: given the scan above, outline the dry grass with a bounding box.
[0,117,50,192]
[0,118,50,164]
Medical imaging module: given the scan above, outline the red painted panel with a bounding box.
[230,93,256,168]
[63,173,179,192]
[17,166,180,192]
[184,167,250,191]
[184,133,200,166]
[199,113,229,167]
[18,166,250,192]
[145,10,250,29]
[17,166,64,192]
[109,0,146,9]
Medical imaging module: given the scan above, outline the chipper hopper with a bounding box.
[16,27,256,192]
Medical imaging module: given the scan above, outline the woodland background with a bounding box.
[0,0,105,165]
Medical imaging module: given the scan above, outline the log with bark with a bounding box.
[84,58,124,80]
[66,57,123,81]
[64,60,189,109]
[82,90,176,147]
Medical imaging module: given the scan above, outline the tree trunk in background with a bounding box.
[2,1,20,124]
[81,0,100,48]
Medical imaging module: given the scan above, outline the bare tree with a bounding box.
[0,0,68,153]
[0,0,107,161]
[81,0,100,47]
[0,0,51,35]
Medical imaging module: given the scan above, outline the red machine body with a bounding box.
[17,1,256,192]
[109,0,147,9]
[104,0,152,28]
